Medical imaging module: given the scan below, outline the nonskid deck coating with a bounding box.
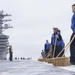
[0,60,75,75]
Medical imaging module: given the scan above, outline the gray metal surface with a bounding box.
[0,60,75,75]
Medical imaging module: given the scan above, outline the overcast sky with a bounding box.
[0,0,75,59]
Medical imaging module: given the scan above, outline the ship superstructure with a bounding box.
[0,10,13,60]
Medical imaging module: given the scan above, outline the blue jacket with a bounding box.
[44,42,50,51]
[71,13,75,31]
[51,34,61,45]
[59,40,65,49]
[51,33,65,48]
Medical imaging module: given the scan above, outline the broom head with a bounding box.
[38,58,45,62]
[52,57,71,66]
[45,58,55,63]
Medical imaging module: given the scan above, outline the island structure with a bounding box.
[0,10,13,60]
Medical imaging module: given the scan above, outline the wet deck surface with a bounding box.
[0,60,75,75]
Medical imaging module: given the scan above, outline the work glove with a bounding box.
[56,35,59,38]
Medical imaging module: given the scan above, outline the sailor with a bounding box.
[41,50,45,58]
[44,40,50,57]
[9,45,13,61]
[51,28,65,57]
[57,29,65,56]
[70,4,75,65]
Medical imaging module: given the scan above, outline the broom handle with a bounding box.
[44,48,51,58]
[56,35,75,57]
[45,45,53,58]
[53,37,57,58]
[62,35,75,57]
